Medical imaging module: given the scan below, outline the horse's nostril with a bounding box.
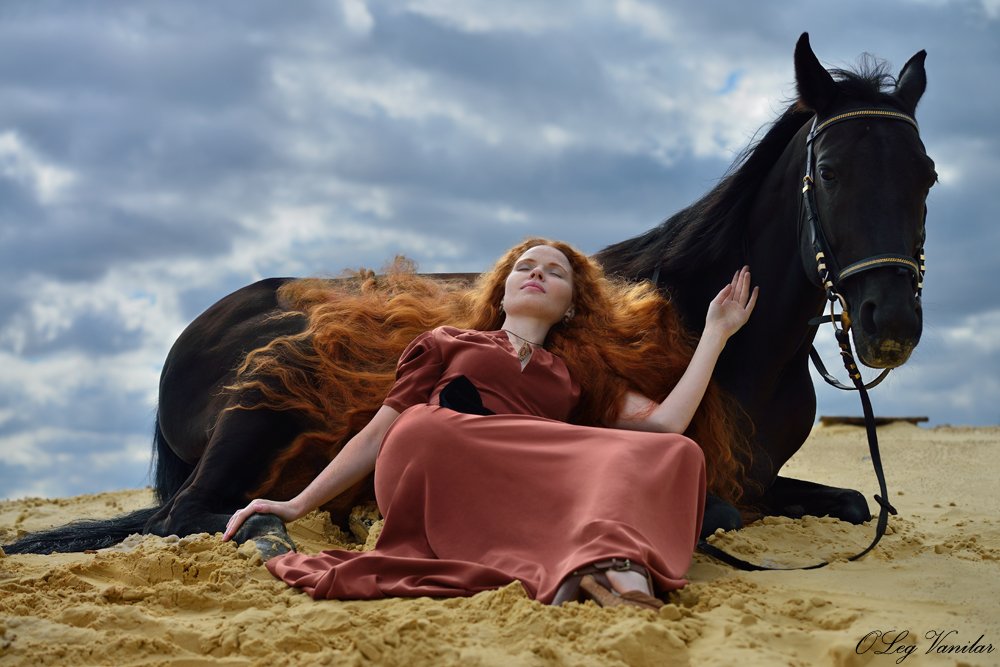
[860,301,877,335]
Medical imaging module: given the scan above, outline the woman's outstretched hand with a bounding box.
[705,266,759,340]
[222,498,303,542]
[220,408,395,543]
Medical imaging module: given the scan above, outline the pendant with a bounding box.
[517,342,531,363]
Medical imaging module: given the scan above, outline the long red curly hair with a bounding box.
[227,238,751,510]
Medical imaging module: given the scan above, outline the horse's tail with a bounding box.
[1,506,162,554]
[2,414,195,555]
[151,411,194,504]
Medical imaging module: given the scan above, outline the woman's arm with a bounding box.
[221,404,400,541]
[614,267,758,434]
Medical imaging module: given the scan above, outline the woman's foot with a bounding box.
[579,575,663,611]
[605,568,653,596]
[552,558,664,610]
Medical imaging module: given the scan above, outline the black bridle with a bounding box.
[698,108,927,572]
[802,108,926,392]
[804,108,924,297]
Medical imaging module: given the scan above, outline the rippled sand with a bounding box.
[2,423,998,666]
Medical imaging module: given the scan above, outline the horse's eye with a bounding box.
[818,166,836,181]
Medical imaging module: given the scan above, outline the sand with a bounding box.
[1,423,998,667]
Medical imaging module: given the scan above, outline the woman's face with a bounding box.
[502,245,575,325]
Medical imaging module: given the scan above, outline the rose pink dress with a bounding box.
[266,327,706,604]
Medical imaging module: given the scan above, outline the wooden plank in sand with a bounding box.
[819,415,929,426]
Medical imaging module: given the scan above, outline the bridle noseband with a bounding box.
[802,108,926,391]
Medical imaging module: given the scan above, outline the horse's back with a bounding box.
[167,277,299,362]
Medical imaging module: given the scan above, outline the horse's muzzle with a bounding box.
[855,336,917,368]
[850,295,922,368]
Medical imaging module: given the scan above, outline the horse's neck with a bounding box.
[739,131,827,369]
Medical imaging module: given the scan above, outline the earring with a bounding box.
[562,308,575,323]
[499,300,505,313]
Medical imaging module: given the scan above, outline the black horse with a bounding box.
[4,34,933,556]
[597,33,932,527]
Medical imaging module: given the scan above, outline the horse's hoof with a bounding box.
[832,490,871,525]
[349,502,382,542]
[700,493,743,539]
[234,513,297,560]
[253,534,295,560]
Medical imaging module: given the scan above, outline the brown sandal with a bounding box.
[552,558,664,610]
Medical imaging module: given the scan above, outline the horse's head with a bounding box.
[794,34,936,369]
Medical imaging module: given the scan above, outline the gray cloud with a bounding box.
[1,207,243,282]
[0,0,997,500]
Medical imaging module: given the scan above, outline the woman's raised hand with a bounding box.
[705,266,759,340]
[222,498,303,542]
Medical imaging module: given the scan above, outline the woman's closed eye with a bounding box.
[515,261,567,278]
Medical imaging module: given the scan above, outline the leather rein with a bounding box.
[697,108,926,571]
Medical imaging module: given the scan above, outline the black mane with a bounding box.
[596,61,900,280]
[828,53,899,106]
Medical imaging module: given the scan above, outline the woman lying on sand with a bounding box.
[223,238,757,610]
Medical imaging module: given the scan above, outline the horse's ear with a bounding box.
[894,50,927,114]
[794,32,838,114]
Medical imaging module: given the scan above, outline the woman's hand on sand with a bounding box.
[705,266,759,340]
[222,498,303,542]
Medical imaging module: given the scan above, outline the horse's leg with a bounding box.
[711,354,870,527]
[694,337,812,536]
[700,493,744,539]
[749,363,871,524]
[761,476,871,524]
[145,405,309,558]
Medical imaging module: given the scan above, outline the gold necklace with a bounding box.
[502,329,543,363]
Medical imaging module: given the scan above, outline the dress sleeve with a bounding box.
[382,330,445,412]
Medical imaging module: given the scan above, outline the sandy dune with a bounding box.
[2,423,998,666]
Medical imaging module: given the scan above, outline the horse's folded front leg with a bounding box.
[146,489,296,559]
[761,475,871,524]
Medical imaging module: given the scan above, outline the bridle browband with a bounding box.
[697,108,928,573]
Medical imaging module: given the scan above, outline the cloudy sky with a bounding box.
[1,0,997,501]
